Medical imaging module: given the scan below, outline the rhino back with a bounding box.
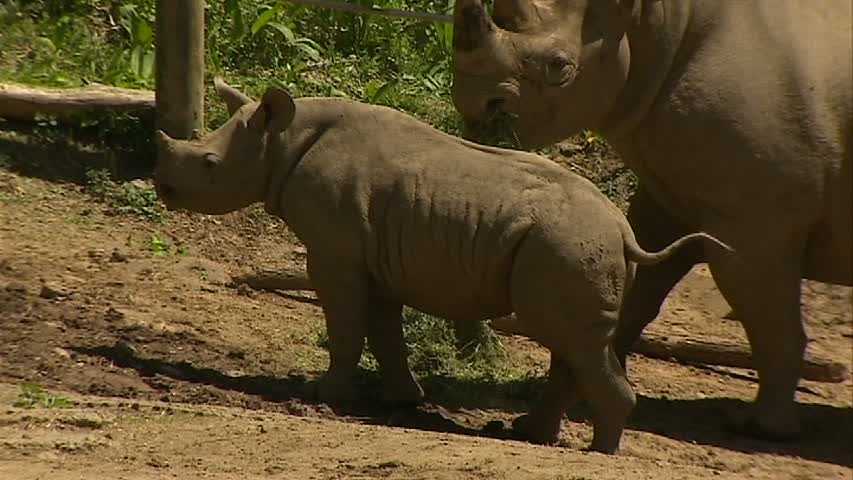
[280,105,602,319]
[623,1,850,235]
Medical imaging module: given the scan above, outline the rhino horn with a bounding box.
[453,0,497,51]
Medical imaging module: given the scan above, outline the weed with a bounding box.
[316,307,511,381]
[148,234,170,256]
[13,383,75,409]
[85,169,164,221]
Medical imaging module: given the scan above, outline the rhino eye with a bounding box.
[203,153,219,169]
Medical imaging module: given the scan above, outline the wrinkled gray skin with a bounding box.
[153,79,729,453]
[451,0,852,440]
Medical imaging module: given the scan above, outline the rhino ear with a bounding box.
[214,77,253,115]
[247,87,296,135]
[453,0,497,51]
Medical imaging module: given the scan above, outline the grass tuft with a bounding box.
[13,383,75,409]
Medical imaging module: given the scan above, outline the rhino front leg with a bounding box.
[613,187,702,366]
[706,234,806,440]
[367,299,424,406]
[308,255,369,404]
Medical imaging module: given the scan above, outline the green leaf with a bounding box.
[265,21,296,44]
[130,45,143,77]
[365,79,397,103]
[225,0,246,40]
[132,17,153,46]
[251,4,283,36]
[141,50,155,79]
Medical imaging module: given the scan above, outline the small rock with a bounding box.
[110,249,129,263]
[236,283,256,298]
[53,347,72,359]
[113,340,138,358]
[40,282,70,299]
[105,307,125,322]
[88,248,107,261]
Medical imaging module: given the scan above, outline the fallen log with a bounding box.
[633,332,849,384]
[233,270,849,384]
[0,82,155,122]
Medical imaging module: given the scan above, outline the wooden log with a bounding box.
[634,332,849,384]
[155,0,205,139]
[0,83,154,121]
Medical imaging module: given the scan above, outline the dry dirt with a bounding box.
[0,162,851,479]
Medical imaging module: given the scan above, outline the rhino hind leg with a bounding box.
[366,298,425,406]
[568,342,636,454]
[706,236,806,440]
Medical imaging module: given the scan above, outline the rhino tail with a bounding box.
[621,226,733,266]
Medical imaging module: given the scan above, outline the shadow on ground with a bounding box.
[73,340,852,467]
[0,117,154,183]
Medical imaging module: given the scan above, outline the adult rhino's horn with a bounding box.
[453,0,496,51]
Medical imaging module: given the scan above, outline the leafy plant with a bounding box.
[85,169,165,222]
[149,234,170,256]
[117,4,155,81]
[13,383,75,409]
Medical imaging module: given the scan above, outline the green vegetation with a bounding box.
[85,168,165,221]
[316,307,539,398]
[13,383,76,409]
[0,0,461,132]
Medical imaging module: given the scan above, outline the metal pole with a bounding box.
[155,0,205,139]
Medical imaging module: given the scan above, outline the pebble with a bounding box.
[39,282,69,299]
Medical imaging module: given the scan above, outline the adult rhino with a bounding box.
[451,0,852,441]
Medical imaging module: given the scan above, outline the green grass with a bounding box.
[13,383,76,409]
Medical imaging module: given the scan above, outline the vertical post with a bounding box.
[155,0,205,139]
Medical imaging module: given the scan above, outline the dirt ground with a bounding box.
[0,159,851,479]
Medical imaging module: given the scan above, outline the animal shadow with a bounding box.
[75,339,851,467]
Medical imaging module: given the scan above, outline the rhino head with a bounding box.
[154,79,295,215]
[452,0,635,148]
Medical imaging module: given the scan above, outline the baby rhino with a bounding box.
[154,79,728,454]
